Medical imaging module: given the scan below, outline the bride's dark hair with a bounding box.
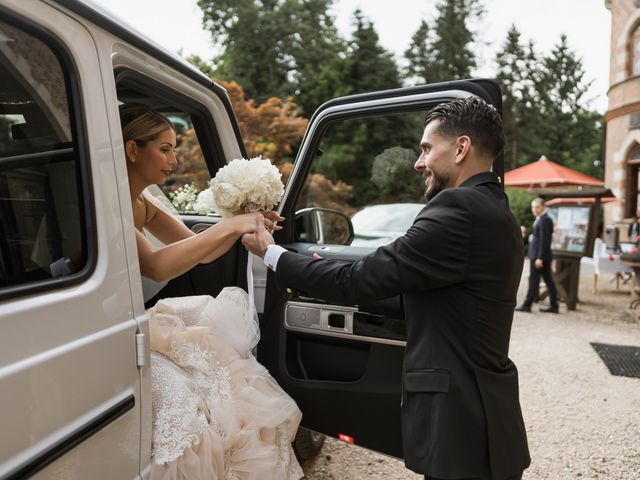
[119,104,175,150]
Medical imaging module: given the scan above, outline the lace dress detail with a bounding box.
[149,287,303,480]
[151,353,209,465]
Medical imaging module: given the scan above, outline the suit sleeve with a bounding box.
[275,190,472,305]
[537,216,553,260]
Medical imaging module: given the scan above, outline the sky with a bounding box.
[92,0,611,113]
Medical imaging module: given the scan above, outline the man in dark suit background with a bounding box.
[516,198,559,313]
[628,207,640,243]
[243,97,530,480]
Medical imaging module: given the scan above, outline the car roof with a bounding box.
[54,0,214,89]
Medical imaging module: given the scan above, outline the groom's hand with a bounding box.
[242,214,275,258]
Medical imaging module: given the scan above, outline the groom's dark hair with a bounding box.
[424,96,504,159]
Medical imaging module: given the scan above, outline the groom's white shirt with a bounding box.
[263,244,287,271]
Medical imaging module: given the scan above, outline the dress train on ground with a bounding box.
[148,288,303,480]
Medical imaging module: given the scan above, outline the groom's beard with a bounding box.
[424,169,451,201]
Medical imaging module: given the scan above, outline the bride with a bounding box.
[120,104,303,479]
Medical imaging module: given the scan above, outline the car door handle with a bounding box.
[285,302,353,334]
[328,313,345,329]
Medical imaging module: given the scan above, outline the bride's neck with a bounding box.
[128,173,148,205]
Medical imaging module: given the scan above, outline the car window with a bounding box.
[116,77,220,216]
[0,18,88,290]
[296,110,427,247]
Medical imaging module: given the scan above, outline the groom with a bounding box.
[243,96,530,480]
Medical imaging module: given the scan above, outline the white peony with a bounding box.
[192,188,216,215]
[210,156,284,217]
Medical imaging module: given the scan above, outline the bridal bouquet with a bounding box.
[210,156,284,216]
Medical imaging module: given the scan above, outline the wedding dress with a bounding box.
[148,287,303,480]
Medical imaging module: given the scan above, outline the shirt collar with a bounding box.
[458,171,501,188]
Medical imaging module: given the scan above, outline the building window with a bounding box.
[625,143,640,218]
[630,24,640,76]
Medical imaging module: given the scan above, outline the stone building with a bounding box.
[605,0,640,233]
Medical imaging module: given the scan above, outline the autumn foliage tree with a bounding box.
[166,72,354,214]
[166,79,308,193]
[216,79,308,166]
[216,80,358,213]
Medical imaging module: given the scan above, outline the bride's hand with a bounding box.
[226,213,263,235]
[226,212,283,236]
[263,210,285,224]
[262,210,284,232]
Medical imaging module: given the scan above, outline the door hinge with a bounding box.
[135,332,146,367]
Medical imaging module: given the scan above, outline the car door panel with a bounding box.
[260,80,502,458]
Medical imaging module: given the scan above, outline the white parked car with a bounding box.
[350,203,425,248]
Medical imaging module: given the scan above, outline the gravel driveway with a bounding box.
[301,269,640,479]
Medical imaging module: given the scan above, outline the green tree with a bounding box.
[536,35,603,177]
[430,0,483,82]
[282,0,348,115]
[185,53,215,78]
[344,9,401,94]
[505,188,536,232]
[294,53,351,116]
[404,20,435,84]
[495,26,545,169]
[197,0,344,113]
[308,10,409,208]
[371,147,425,202]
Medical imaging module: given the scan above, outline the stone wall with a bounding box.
[604,0,640,231]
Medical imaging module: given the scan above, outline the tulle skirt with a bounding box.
[148,288,303,480]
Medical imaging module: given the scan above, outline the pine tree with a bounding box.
[495,25,544,169]
[430,0,483,82]
[404,20,434,84]
[536,35,602,175]
[281,0,347,115]
[344,9,401,94]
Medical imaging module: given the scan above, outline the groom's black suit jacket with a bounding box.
[275,172,530,479]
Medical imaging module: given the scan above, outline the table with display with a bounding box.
[619,256,640,309]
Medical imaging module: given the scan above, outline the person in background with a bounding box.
[628,207,640,244]
[516,197,559,313]
[520,225,528,253]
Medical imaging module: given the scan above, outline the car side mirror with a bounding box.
[295,207,354,245]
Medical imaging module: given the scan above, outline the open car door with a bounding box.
[258,79,503,458]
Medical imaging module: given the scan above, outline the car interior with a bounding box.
[115,71,248,308]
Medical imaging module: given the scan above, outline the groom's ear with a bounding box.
[454,136,471,164]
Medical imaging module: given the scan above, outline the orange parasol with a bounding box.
[504,155,604,189]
